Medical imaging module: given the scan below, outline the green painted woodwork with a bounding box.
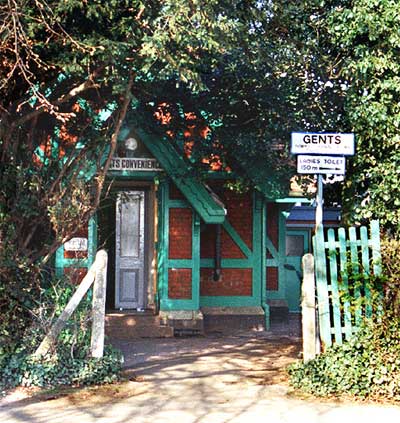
[199,191,264,311]
[107,170,160,180]
[200,296,260,307]
[157,179,169,308]
[274,197,312,204]
[265,204,309,313]
[200,259,253,268]
[313,220,381,348]
[253,192,269,328]
[158,179,200,311]
[136,128,226,224]
[313,226,331,348]
[55,215,97,277]
[222,220,252,259]
[284,229,309,312]
[349,226,362,325]
[327,228,343,344]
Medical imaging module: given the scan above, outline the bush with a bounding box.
[0,278,123,389]
[288,315,400,400]
[288,236,400,401]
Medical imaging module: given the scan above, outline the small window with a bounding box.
[286,234,304,256]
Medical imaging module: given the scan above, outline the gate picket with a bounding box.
[327,228,342,344]
[312,220,381,349]
[338,227,352,339]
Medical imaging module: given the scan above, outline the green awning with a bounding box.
[136,128,226,224]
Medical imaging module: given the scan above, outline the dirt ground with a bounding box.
[1,332,400,423]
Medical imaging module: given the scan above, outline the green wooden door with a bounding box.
[284,229,310,312]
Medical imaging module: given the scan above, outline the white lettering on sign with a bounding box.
[297,155,346,175]
[64,237,88,252]
[110,157,162,171]
[291,133,355,156]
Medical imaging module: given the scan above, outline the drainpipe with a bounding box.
[213,224,222,281]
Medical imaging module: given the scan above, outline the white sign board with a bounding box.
[64,237,88,252]
[297,155,346,175]
[291,133,355,156]
[110,157,161,171]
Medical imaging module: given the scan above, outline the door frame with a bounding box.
[110,183,157,311]
[115,190,146,309]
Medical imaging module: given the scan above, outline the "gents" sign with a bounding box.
[291,132,355,156]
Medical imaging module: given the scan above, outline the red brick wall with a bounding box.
[223,189,252,254]
[168,268,192,299]
[200,188,253,259]
[200,268,252,296]
[266,267,279,291]
[169,184,185,200]
[169,208,192,259]
[199,185,253,297]
[267,203,279,255]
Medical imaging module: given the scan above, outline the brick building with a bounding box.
[55,123,314,334]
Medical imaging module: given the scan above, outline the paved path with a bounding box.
[1,333,400,423]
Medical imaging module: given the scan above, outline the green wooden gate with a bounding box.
[312,220,381,349]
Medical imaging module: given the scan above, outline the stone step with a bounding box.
[105,324,174,339]
[105,312,174,339]
[105,312,163,327]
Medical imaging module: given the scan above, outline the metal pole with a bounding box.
[315,174,323,229]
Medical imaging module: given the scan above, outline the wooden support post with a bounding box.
[90,250,108,358]
[301,253,317,362]
[34,250,106,358]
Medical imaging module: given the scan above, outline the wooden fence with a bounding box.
[312,220,381,350]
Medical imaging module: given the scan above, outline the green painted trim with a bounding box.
[201,171,235,179]
[200,296,259,307]
[160,182,201,311]
[56,258,92,267]
[108,170,161,180]
[192,212,201,309]
[136,128,226,224]
[157,180,169,304]
[55,215,97,276]
[55,245,64,277]
[168,259,195,268]
[265,238,279,260]
[274,197,312,204]
[252,191,262,307]
[88,214,97,267]
[161,298,199,310]
[257,194,269,329]
[168,199,189,208]
[200,259,253,268]
[222,220,252,259]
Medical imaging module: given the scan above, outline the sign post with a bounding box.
[291,132,355,230]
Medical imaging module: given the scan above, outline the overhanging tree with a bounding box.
[0,0,272,344]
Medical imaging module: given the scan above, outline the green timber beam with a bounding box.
[136,128,226,224]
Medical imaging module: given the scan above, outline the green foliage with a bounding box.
[0,278,122,389]
[323,0,400,230]
[288,263,400,401]
[1,346,122,389]
[380,233,400,315]
[288,315,400,400]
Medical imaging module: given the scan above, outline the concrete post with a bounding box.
[90,249,108,358]
[301,253,317,362]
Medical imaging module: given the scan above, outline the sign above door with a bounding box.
[110,157,161,171]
